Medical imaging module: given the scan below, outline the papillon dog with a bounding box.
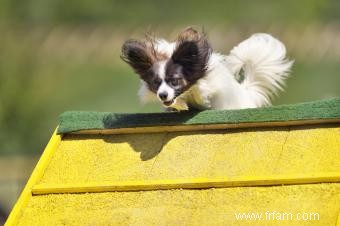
[121,27,293,111]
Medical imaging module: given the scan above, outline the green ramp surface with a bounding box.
[58,97,340,134]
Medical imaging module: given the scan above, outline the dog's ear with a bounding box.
[177,27,201,43]
[121,40,155,80]
[171,28,212,82]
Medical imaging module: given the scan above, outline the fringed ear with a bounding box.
[176,27,201,43]
[171,28,212,82]
[121,40,156,80]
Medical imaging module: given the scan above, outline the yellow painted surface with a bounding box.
[6,123,340,225]
[31,173,340,194]
[17,184,340,226]
[5,129,62,226]
[38,125,340,185]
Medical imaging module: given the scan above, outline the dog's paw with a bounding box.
[202,97,212,109]
[169,98,189,111]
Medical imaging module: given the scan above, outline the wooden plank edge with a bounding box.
[68,118,340,135]
[5,128,62,226]
[31,173,340,195]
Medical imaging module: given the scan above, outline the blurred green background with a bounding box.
[0,0,340,222]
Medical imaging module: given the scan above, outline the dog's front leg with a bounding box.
[163,98,189,112]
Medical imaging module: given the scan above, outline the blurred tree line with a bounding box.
[0,0,339,27]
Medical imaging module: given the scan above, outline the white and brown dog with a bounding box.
[121,28,293,111]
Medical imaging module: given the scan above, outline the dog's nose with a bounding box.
[158,92,168,100]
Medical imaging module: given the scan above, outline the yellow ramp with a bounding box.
[5,98,340,225]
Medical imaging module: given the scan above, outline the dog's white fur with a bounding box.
[139,33,293,110]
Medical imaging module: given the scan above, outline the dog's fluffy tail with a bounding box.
[226,33,293,106]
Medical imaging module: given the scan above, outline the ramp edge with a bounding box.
[5,129,62,226]
[32,173,340,195]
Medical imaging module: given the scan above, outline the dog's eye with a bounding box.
[170,79,179,87]
[152,79,161,86]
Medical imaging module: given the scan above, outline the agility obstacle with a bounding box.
[5,98,340,225]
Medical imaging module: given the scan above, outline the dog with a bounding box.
[121,27,293,111]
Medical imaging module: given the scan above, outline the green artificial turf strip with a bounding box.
[58,97,340,134]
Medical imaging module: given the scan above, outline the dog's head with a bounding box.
[121,28,212,107]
